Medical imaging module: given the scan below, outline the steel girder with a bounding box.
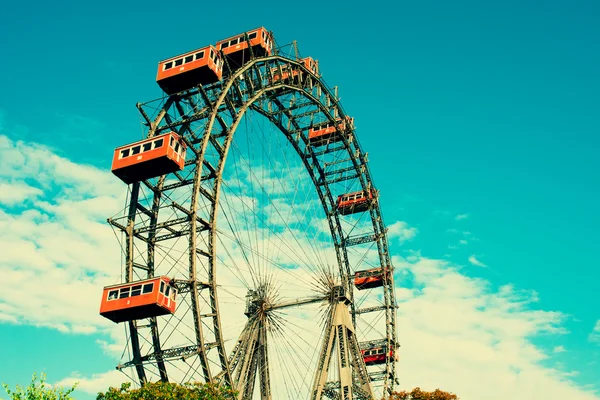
[109,51,398,398]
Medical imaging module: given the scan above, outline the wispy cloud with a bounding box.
[0,181,43,206]
[554,346,566,353]
[55,370,124,395]
[69,252,600,399]
[0,134,122,334]
[468,255,487,267]
[590,321,600,343]
[393,255,598,399]
[455,213,469,221]
[388,221,418,243]
[2,132,599,400]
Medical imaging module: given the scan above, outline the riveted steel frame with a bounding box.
[111,50,397,398]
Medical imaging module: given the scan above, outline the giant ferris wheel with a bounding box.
[101,27,399,400]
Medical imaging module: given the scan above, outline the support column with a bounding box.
[311,287,374,400]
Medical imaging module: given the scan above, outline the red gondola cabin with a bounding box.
[361,343,395,366]
[216,27,273,71]
[308,116,353,147]
[156,45,223,95]
[99,276,177,323]
[354,267,389,290]
[111,132,186,184]
[271,57,319,83]
[336,189,374,215]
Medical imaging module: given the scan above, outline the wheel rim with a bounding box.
[109,52,398,399]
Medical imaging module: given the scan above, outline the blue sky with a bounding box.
[1,0,599,399]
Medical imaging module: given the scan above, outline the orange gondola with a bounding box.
[308,116,353,147]
[354,267,388,290]
[99,276,177,323]
[336,189,374,215]
[156,45,223,95]
[111,132,186,184]
[361,344,395,366]
[216,27,273,71]
[271,57,319,83]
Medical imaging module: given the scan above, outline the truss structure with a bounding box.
[108,38,398,399]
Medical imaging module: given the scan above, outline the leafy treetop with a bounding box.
[96,381,236,400]
[387,387,459,400]
[2,373,77,400]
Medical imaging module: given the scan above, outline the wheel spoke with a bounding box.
[108,40,398,399]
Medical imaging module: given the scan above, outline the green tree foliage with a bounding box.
[2,373,77,400]
[386,387,459,400]
[96,381,236,400]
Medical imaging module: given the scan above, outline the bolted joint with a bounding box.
[331,285,351,305]
[244,289,258,317]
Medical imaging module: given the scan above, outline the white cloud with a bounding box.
[554,346,566,353]
[55,370,125,395]
[0,134,123,334]
[459,239,468,245]
[70,252,600,399]
[1,133,599,400]
[0,132,365,398]
[393,255,598,400]
[468,255,487,267]
[590,321,600,343]
[0,181,43,205]
[455,213,469,221]
[388,221,418,242]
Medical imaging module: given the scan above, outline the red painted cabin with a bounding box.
[271,57,319,83]
[361,344,395,366]
[216,27,273,71]
[99,276,177,323]
[354,267,388,290]
[307,116,353,147]
[156,45,223,95]
[111,132,186,184]
[336,189,374,215]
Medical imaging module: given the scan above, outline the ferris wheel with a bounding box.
[101,27,399,400]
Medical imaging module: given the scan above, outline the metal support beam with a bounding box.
[311,287,373,400]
